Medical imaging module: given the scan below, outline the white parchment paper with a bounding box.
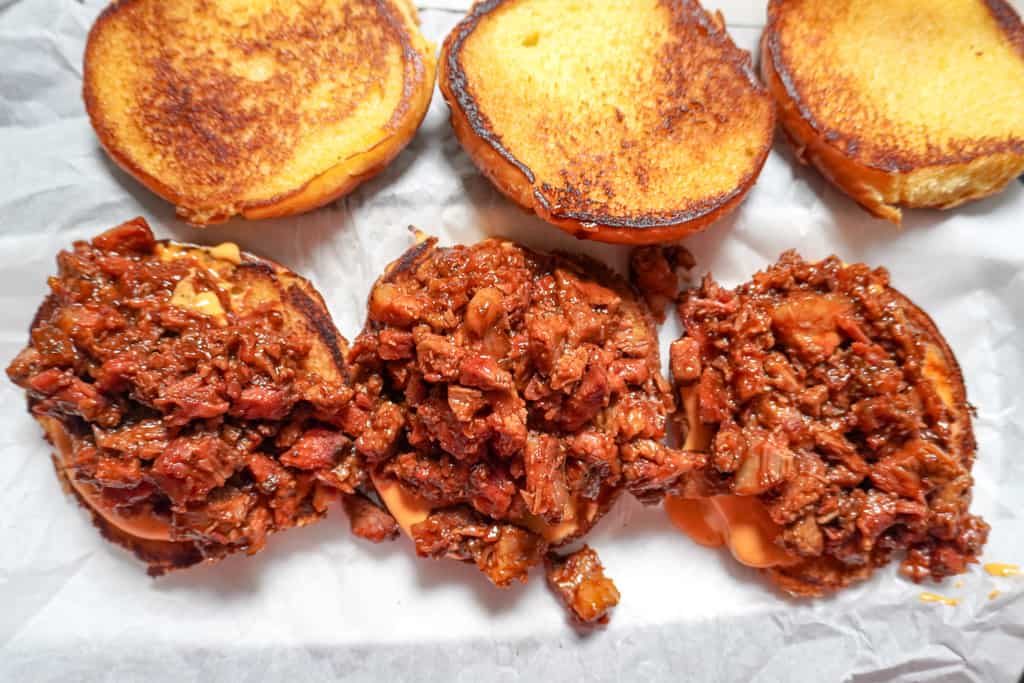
[1,1,1022,681]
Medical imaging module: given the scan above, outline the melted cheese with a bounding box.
[159,241,246,324]
[923,344,955,407]
[39,416,172,543]
[672,374,796,568]
[370,469,586,545]
[208,242,242,264]
[170,279,226,320]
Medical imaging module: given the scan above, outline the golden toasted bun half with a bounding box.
[762,0,1024,224]
[84,0,436,225]
[439,0,775,244]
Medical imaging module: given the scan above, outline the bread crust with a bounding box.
[83,0,436,226]
[439,0,775,245]
[762,0,1024,224]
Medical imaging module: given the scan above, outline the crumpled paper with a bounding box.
[1,1,1022,680]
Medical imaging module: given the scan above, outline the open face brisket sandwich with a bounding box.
[762,0,1024,224]
[439,0,775,244]
[84,0,436,225]
[346,236,704,623]
[666,252,989,595]
[6,218,370,574]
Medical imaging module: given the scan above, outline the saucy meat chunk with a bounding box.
[545,545,620,625]
[673,251,988,595]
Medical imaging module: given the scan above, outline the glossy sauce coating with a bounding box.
[671,251,988,595]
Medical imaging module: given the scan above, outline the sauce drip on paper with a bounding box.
[919,592,959,606]
[983,563,1020,577]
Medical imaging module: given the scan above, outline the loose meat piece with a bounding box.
[349,237,676,619]
[410,506,546,587]
[545,545,620,625]
[151,434,239,506]
[630,245,695,322]
[6,219,363,575]
[342,493,400,543]
[27,369,123,427]
[231,384,295,421]
[377,328,415,360]
[673,251,989,596]
[669,338,701,385]
[354,400,405,462]
[280,428,349,471]
[383,451,470,505]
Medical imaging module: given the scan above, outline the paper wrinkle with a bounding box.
[1,1,1022,681]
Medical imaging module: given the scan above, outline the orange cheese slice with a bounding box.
[40,415,172,542]
[672,363,798,568]
[666,494,797,568]
[370,469,590,545]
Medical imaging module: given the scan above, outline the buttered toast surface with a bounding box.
[763,0,1024,222]
[441,0,775,244]
[84,0,436,225]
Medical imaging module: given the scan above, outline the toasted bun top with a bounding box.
[84,0,433,223]
[765,0,1024,172]
[444,0,774,230]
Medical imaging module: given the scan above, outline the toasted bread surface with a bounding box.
[84,0,435,225]
[440,0,775,244]
[764,0,1024,223]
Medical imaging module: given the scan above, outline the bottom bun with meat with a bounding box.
[6,218,367,574]
[347,236,701,623]
[667,251,988,595]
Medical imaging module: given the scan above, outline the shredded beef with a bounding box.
[6,218,361,573]
[351,238,683,618]
[673,251,988,595]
